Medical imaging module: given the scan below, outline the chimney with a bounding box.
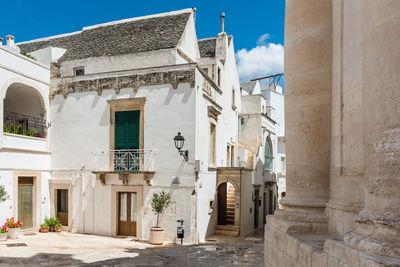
[192,7,196,20]
[0,37,3,47]
[220,12,225,33]
[6,35,15,48]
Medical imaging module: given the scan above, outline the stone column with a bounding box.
[273,0,332,232]
[345,1,400,259]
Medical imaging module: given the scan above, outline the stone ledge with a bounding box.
[265,221,400,267]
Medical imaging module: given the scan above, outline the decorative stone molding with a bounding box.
[208,105,221,121]
[50,69,196,99]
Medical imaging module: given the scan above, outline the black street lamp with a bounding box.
[173,132,189,161]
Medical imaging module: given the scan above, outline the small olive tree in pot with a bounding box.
[149,191,171,245]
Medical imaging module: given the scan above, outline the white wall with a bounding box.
[0,46,51,228]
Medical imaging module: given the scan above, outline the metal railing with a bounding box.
[92,149,156,172]
[3,111,46,138]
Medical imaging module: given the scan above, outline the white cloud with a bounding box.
[256,33,270,46]
[236,35,284,81]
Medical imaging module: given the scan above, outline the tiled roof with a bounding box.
[198,38,216,57]
[240,81,257,94]
[18,11,191,62]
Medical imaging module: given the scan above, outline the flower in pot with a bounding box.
[5,217,22,239]
[40,223,49,233]
[0,224,8,241]
[149,191,171,245]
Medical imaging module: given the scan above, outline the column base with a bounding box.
[265,215,400,267]
[343,211,400,260]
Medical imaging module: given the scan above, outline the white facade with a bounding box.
[0,43,51,229]
[0,8,277,243]
[239,80,286,225]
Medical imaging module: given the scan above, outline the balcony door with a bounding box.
[114,110,140,171]
[118,192,137,236]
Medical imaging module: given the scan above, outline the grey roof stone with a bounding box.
[198,38,216,57]
[18,12,191,62]
[240,81,257,95]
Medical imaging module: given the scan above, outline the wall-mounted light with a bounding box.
[173,132,189,161]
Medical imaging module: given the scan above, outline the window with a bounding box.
[264,137,272,171]
[209,123,216,167]
[231,145,235,167]
[226,145,231,167]
[217,67,221,86]
[212,64,215,80]
[74,67,85,76]
[232,88,236,109]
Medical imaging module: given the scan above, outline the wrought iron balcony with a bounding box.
[92,149,156,173]
[3,111,46,138]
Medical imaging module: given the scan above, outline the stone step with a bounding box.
[214,229,239,237]
[215,225,239,231]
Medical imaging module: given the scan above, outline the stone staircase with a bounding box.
[214,225,239,237]
[226,184,235,225]
[215,184,239,236]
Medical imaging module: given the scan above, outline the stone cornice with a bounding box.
[50,64,196,99]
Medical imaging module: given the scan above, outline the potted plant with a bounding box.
[149,191,171,245]
[6,217,21,239]
[45,217,55,232]
[40,223,49,233]
[0,224,8,241]
[55,218,62,232]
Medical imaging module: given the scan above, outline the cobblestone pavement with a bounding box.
[0,231,264,266]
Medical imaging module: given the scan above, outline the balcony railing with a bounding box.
[3,111,46,138]
[92,149,156,172]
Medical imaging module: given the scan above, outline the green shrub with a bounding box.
[16,124,24,135]
[9,124,16,134]
[3,124,7,133]
[0,185,9,202]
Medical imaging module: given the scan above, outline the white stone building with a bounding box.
[0,8,280,243]
[239,79,285,226]
[0,36,51,228]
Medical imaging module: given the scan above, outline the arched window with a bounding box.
[264,137,272,170]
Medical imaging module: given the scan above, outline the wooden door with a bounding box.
[254,189,259,228]
[56,189,68,226]
[118,192,137,236]
[18,177,34,229]
[268,190,273,215]
[217,183,227,225]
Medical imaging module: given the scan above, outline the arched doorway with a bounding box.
[217,182,235,225]
[3,83,46,138]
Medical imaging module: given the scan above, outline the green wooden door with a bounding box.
[114,110,140,171]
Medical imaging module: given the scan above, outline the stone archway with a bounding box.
[217,182,236,226]
[2,82,47,138]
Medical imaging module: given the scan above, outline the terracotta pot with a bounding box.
[149,227,164,245]
[8,228,19,239]
[0,233,7,241]
[55,226,62,232]
[40,226,49,233]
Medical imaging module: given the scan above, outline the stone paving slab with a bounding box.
[0,231,264,266]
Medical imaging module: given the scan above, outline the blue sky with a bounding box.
[1,0,285,81]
